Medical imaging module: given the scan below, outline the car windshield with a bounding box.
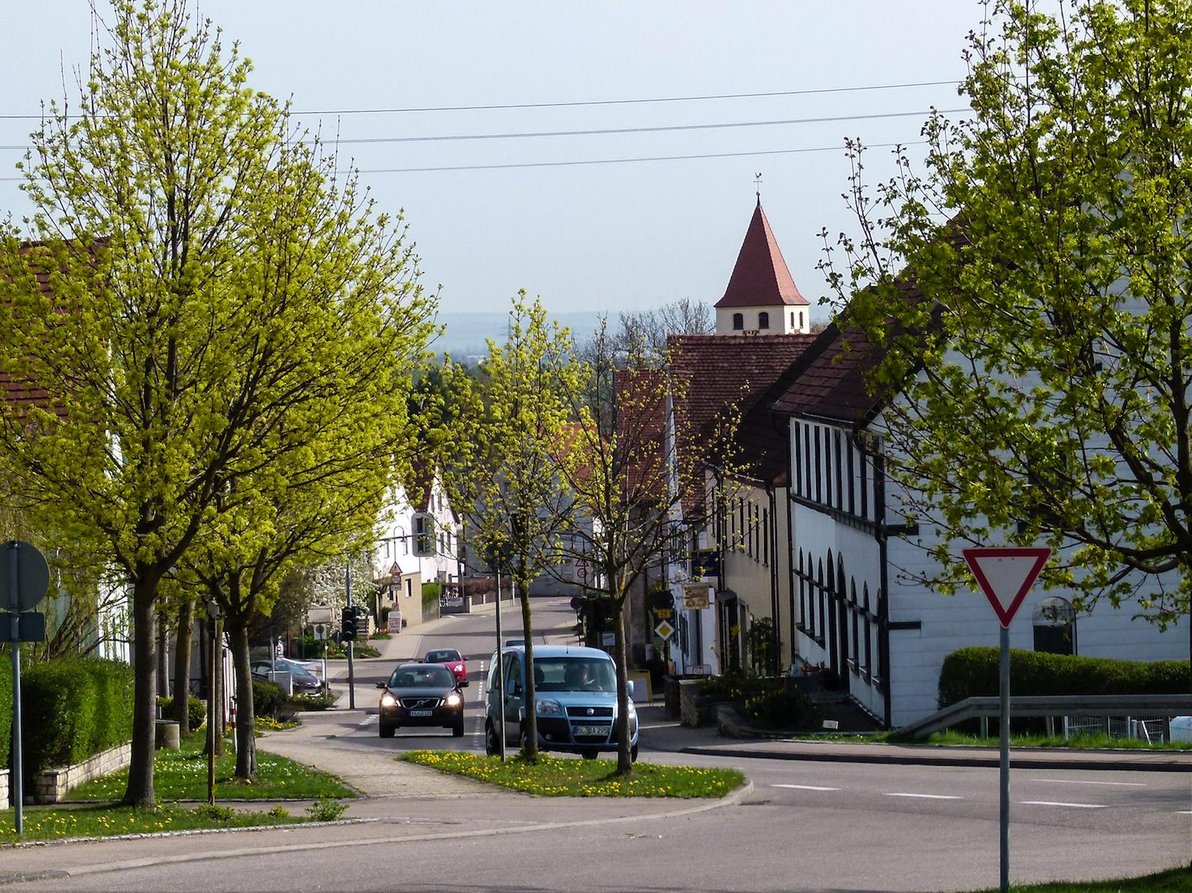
[425,650,460,662]
[389,666,454,688]
[535,658,615,693]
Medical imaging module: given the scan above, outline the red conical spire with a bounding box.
[715,198,807,309]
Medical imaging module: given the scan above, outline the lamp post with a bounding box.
[205,598,222,806]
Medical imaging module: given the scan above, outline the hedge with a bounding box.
[18,657,135,783]
[939,647,1191,709]
[0,661,11,768]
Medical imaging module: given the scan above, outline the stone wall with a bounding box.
[30,742,131,805]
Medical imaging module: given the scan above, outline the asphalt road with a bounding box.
[1,596,1188,893]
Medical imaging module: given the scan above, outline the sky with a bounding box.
[0,1,986,322]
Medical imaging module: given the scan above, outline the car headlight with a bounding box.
[536,699,563,717]
[380,693,397,708]
[445,692,462,707]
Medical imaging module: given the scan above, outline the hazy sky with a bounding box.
[1,2,985,320]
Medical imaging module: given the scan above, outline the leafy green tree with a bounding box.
[0,0,430,805]
[441,294,585,758]
[557,324,743,775]
[820,0,1192,648]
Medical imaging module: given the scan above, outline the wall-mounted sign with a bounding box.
[683,585,710,610]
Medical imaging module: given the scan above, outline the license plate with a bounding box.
[409,709,433,717]
[572,724,607,737]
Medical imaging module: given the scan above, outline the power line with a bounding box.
[0,140,927,181]
[0,79,965,121]
[0,107,969,152]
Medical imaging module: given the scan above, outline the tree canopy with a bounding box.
[0,0,433,804]
[821,0,1192,632]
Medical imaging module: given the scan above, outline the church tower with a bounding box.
[714,197,810,336]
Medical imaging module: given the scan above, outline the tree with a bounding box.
[440,294,585,758]
[819,0,1192,647]
[601,299,713,361]
[557,324,743,775]
[0,0,431,805]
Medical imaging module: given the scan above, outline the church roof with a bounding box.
[714,199,809,310]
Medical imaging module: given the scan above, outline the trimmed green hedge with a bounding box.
[0,661,11,768]
[19,657,134,782]
[939,647,1191,708]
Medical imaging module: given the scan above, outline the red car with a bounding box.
[423,648,468,686]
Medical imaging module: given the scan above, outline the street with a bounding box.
[1,595,1188,893]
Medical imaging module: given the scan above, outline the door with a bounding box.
[501,654,524,746]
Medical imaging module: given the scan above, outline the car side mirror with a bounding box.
[627,679,635,698]
[375,681,386,689]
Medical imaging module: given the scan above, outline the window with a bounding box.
[799,311,804,328]
[413,513,435,556]
[758,311,770,330]
[1033,597,1076,655]
[732,312,744,330]
[790,311,795,327]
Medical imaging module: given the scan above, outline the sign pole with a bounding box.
[998,623,1010,893]
[10,610,21,835]
[495,564,506,762]
[962,546,1050,893]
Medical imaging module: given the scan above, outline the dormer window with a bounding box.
[732,312,744,331]
[758,311,770,330]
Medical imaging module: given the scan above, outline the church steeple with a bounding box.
[714,196,810,335]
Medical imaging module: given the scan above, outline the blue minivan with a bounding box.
[485,644,638,761]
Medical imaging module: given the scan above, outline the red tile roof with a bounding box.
[668,333,817,484]
[714,199,809,310]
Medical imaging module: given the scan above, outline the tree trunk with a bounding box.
[123,576,158,807]
[518,573,539,758]
[612,600,633,776]
[172,597,195,735]
[227,619,257,781]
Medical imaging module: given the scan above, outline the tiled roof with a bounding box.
[668,333,817,484]
[714,199,809,310]
[769,279,934,425]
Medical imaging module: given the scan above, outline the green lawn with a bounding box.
[0,731,353,845]
[978,865,1192,891]
[403,750,745,798]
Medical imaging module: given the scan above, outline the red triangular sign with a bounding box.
[962,547,1051,628]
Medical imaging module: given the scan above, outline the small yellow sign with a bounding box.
[654,620,675,640]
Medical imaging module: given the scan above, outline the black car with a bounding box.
[377,662,464,738]
[251,658,324,695]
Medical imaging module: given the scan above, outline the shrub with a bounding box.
[157,694,207,731]
[290,691,336,711]
[938,647,1192,708]
[741,689,824,730]
[0,659,11,767]
[306,796,346,822]
[20,657,134,782]
[697,670,776,703]
[252,679,297,723]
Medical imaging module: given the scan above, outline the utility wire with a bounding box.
[0,79,965,121]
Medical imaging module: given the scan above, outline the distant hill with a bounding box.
[429,311,609,361]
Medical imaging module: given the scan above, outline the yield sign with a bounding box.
[962,547,1051,628]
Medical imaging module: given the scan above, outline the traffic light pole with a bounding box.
[346,560,356,710]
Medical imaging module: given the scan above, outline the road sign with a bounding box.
[963,547,1051,628]
[654,620,675,640]
[312,623,327,641]
[0,611,45,643]
[575,559,587,580]
[0,541,49,612]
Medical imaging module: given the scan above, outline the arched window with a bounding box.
[862,585,873,679]
[790,311,795,327]
[758,311,770,329]
[1033,596,1076,655]
[732,312,744,330]
[799,311,805,328]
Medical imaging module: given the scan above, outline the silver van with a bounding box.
[485,644,638,760]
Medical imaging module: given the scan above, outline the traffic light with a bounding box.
[341,606,357,642]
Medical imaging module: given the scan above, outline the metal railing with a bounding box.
[897,693,1192,741]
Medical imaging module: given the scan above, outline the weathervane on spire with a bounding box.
[754,172,763,201]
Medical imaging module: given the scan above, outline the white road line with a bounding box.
[885,792,962,800]
[1019,800,1106,809]
[358,716,374,726]
[1177,810,1192,815]
[772,784,840,792]
[1036,778,1146,787]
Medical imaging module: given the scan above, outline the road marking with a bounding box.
[358,716,374,727]
[885,792,962,800]
[1036,778,1146,787]
[772,784,840,792]
[1019,800,1106,809]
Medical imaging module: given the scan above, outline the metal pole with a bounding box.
[346,559,355,710]
[10,610,22,834]
[207,614,216,806]
[495,566,506,761]
[999,624,1010,893]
